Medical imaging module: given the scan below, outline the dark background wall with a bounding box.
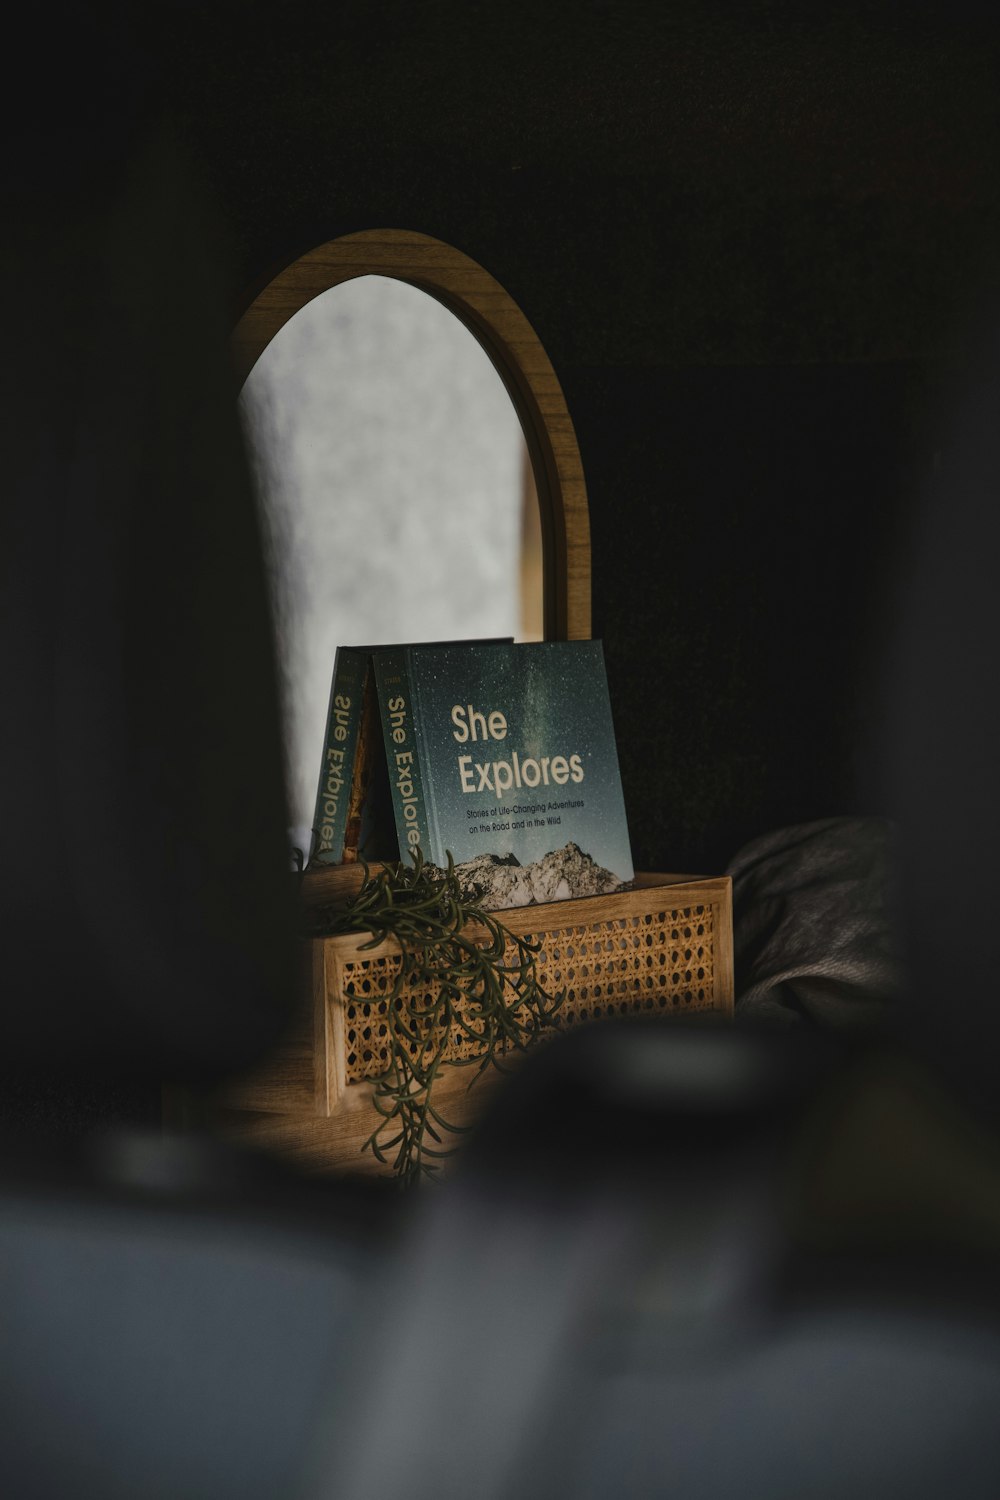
[148,1,1000,873]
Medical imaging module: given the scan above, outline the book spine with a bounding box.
[415,663,446,865]
[309,648,366,865]
[374,647,431,866]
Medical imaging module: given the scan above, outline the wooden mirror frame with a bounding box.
[233,229,591,640]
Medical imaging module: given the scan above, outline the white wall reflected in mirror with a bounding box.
[239,274,543,849]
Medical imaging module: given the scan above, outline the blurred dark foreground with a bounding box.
[4,16,1000,1499]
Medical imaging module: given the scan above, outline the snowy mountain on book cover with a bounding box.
[375,639,633,907]
[426,842,623,910]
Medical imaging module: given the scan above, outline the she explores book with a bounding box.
[372,640,634,908]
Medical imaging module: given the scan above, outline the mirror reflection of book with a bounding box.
[311,638,513,869]
[343,678,396,863]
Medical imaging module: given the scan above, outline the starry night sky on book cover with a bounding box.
[407,640,633,882]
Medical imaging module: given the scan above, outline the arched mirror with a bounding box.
[233,230,591,846]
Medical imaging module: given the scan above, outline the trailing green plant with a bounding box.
[307,851,565,1186]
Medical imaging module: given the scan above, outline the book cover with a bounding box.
[373,640,634,908]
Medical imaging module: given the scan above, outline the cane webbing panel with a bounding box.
[337,902,718,1085]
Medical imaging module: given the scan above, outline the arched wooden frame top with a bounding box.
[233,229,591,640]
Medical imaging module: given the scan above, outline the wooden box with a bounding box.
[220,873,733,1177]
